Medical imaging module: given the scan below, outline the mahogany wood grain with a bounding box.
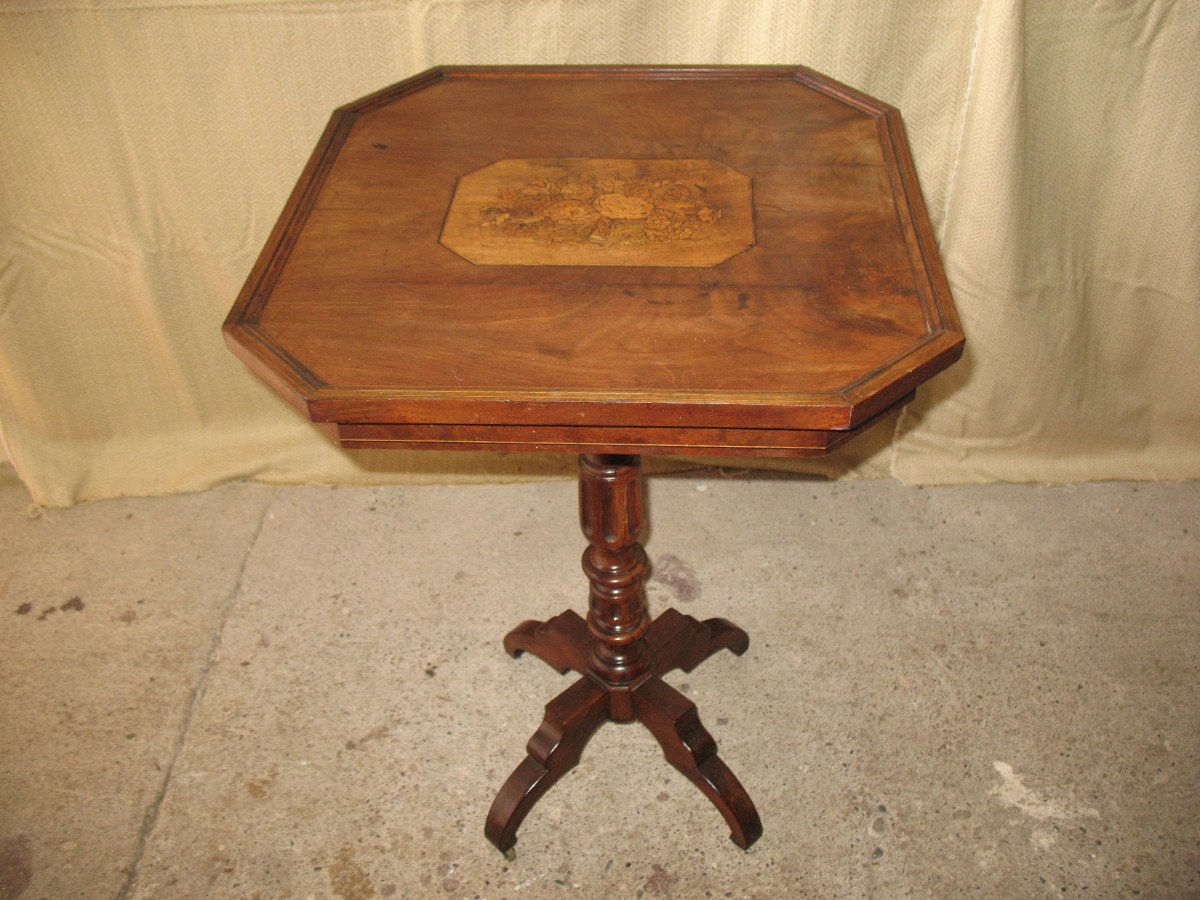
[331,390,914,457]
[578,454,653,710]
[485,454,762,853]
[223,66,967,854]
[224,65,964,448]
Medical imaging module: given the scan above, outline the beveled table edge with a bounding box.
[223,64,966,445]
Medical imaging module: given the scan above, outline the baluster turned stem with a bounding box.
[578,454,653,719]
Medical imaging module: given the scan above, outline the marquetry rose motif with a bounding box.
[480,173,723,246]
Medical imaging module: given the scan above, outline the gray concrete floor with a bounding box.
[1,473,1197,898]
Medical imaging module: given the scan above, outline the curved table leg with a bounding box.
[503,610,590,675]
[632,676,762,850]
[485,675,609,853]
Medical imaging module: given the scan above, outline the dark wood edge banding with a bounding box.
[327,393,914,458]
[790,66,893,118]
[305,393,854,430]
[222,328,313,416]
[841,335,964,427]
[336,440,833,459]
[440,65,810,80]
[883,109,963,335]
[224,112,356,331]
[875,114,936,333]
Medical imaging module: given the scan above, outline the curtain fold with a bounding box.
[0,0,1195,506]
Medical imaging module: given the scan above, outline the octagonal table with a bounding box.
[224,65,964,853]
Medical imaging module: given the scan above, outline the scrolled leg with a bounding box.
[633,677,762,850]
[484,675,609,853]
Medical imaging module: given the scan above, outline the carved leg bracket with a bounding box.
[503,610,590,674]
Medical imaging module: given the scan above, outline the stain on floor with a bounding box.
[329,846,375,900]
[650,553,700,603]
[643,862,678,895]
[244,769,278,800]
[344,723,392,751]
[31,597,85,622]
[0,835,33,900]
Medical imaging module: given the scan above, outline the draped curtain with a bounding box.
[1,0,1196,506]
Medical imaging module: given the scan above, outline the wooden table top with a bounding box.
[225,66,964,458]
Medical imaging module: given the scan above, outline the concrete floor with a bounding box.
[0,473,1196,898]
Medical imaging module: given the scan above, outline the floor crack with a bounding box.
[113,485,279,900]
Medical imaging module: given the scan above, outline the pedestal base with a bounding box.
[485,607,762,853]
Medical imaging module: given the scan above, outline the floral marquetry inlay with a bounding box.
[441,158,755,267]
[481,172,723,247]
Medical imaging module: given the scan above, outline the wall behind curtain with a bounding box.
[0,0,1196,507]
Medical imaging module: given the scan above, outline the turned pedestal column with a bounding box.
[484,454,762,854]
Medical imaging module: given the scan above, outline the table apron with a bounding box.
[330,399,912,456]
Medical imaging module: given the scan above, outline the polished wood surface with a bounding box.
[486,455,761,853]
[224,65,964,452]
[222,66,967,854]
[331,389,913,457]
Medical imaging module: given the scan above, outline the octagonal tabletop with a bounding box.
[225,66,964,458]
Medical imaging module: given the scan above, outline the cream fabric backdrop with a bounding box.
[1,1,1196,507]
